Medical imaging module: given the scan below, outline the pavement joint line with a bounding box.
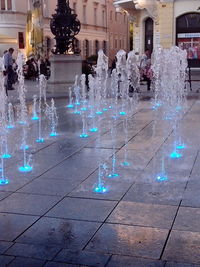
[159,199,182,261]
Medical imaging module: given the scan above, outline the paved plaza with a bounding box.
[1,83,200,266]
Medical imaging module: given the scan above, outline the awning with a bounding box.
[0,34,18,44]
[114,0,136,9]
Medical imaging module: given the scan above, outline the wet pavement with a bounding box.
[1,90,200,266]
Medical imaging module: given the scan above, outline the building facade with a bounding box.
[0,0,129,64]
[114,0,200,65]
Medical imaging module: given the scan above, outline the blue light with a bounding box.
[2,154,11,159]
[80,133,89,138]
[96,111,103,115]
[67,104,74,108]
[176,106,182,111]
[75,102,81,106]
[176,144,186,149]
[31,116,39,121]
[7,125,14,129]
[119,111,126,115]
[50,132,58,137]
[19,165,32,172]
[103,108,108,111]
[18,121,26,125]
[0,178,9,185]
[109,106,112,109]
[152,103,162,110]
[89,127,98,132]
[81,107,87,111]
[156,173,168,182]
[36,138,44,143]
[121,161,130,166]
[73,111,80,114]
[108,173,119,178]
[20,145,29,150]
[93,185,108,194]
[170,151,182,158]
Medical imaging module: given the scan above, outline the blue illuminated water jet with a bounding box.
[73,111,80,114]
[80,133,89,138]
[19,165,32,172]
[108,173,119,178]
[20,145,29,150]
[176,144,185,149]
[89,127,98,132]
[121,161,130,166]
[156,173,168,182]
[66,104,74,108]
[31,116,39,121]
[103,108,108,111]
[81,107,87,111]
[2,154,11,159]
[93,185,108,194]
[50,132,58,137]
[36,138,44,143]
[0,178,9,185]
[119,111,126,115]
[170,151,182,158]
[7,125,14,129]
[96,111,103,115]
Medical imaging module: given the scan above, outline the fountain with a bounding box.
[31,95,39,120]
[66,87,74,108]
[93,115,108,193]
[108,117,119,178]
[46,98,58,137]
[7,103,15,128]
[36,74,47,143]
[0,58,9,184]
[80,74,87,111]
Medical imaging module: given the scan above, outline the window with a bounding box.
[83,5,86,23]
[115,39,117,49]
[119,39,122,48]
[94,8,97,25]
[115,12,117,21]
[85,39,89,58]
[124,14,126,23]
[110,11,113,20]
[73,2,77,13]
[102,10,105,27]
[1,0,12,10]
[103,40,107,54]
[1,0,6,10]
[18,32,24,49]
[95,40,99,55]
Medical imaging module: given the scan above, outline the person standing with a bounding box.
[3,48,15,93]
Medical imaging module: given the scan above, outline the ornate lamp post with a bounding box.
[50,0,81,54]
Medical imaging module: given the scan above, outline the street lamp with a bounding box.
[50,0,81,54]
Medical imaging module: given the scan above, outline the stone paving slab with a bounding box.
[0,192,61,216]
[0,255,15,266]
[5,242,60,261]
[163,230,200,264]
[0,241,13,254]
[165,262,200,267]
[107,201,177,229]
[0,213,38,242]
[123,181,186,206]
[85,223,168,259]
[18,178,79,197]
[106,255,164,267]
[69,168,139,201]
[54,250,110,266]
[16,217,100,250]
[8,256,45,266]
[46,197,117,222]
[173,207,200,232]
